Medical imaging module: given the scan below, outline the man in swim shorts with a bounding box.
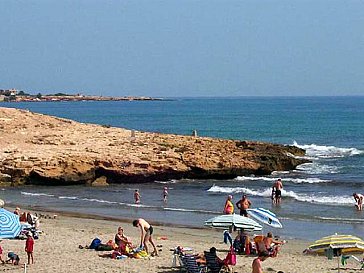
[273,178,283,204]
[353,193,364,211]
[236,195,251,217]
[133,218,158,256]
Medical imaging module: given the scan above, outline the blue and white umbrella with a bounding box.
[0,208,21,239]
[204,214,262,231]
[247,208,283,228]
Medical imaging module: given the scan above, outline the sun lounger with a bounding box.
[181,254,207,273]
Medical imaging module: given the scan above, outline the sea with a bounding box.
[1,96,363,241]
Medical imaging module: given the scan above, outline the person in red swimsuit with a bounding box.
[25,232,34,264]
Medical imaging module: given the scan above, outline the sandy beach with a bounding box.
[1,209,362,273]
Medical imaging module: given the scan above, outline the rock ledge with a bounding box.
[0,107,309,185]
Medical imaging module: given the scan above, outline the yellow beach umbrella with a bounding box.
[309,234,364,255]
[308,234,364,273]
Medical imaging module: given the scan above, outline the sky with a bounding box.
[1,0,364,97]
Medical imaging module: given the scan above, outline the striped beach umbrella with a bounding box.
[204,214,262,231]
[308,234,364,273]
[247,208,283,228]
[0,208,21,239]
[309,234,364,254]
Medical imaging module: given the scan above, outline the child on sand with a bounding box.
[25,232,34,264]
[134,190,141,204]
[6,252,20,265]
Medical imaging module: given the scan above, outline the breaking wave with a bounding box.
[235,176,331,184]
[207,185,354,206]
[293,141,363,159]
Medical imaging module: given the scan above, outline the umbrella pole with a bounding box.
[337,255,340,273]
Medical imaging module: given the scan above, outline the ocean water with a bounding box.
[1,97,363,240]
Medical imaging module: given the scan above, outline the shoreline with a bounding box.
[8,201,364,242]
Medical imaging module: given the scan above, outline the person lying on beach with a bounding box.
[132,218,158,256]
[353,193,363,211]
[6,252,20,265]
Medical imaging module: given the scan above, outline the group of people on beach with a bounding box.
[224,178,283,216]
[0,231,34,266]
[224,194,252,216]
[134,187,168,204]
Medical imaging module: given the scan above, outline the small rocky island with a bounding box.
[0,107,308,186]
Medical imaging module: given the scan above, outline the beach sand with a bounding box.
[0,211,362,273]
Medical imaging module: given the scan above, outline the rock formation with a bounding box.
[0,107,309,186]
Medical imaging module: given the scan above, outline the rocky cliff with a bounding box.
[0,107,308,186]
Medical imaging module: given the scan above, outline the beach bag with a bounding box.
[89,238,101,249]
[224,247,236,266]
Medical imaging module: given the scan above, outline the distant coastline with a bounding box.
[0,89,164,102]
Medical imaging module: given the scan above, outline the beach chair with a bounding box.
[181,254,207,273]
[341,255,364,270]
[204,251,224,273]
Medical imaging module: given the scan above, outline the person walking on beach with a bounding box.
[25,232,34,264]
[134,189,141,204]
[162,186,168,202]
[223,195,234,214]
[273,178,283,204]
[236,195,251,217]
[353,193,363,211]
[252,251,269,273]
[132,218,158,256]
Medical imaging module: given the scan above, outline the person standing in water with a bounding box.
[353,193,363,211]
[163,187,168,202]
[223,195,234,214]
[134,189,141,204]
[236,195,251,217]
[273,178,283,204]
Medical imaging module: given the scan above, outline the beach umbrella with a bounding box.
[0,208,21,239]
[247,208,283,228]
[308,234,364,254]
[308,234,364,273]
[204,214,262,231]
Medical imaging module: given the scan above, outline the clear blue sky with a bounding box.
[1,0,363,97]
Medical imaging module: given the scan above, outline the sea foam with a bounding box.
[293,141,363,159]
